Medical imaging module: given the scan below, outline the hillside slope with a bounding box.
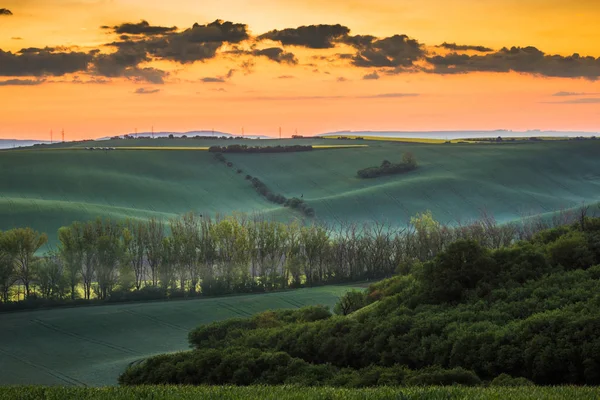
[1,139,599,246]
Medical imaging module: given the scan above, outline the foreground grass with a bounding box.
[1,386,598,400]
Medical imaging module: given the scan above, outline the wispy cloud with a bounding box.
[552,91,599,97]
[552,98,600,104]
[227,92,419,101]
[0,78,45,86]
[363,72,380,80]
[134,87,160,94]
[359,93,419,99]
[201,77,226,83]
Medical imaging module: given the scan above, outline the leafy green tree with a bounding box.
[81,221,98,300]
[36,254,68,300]
[334,290,368,315]
[58,223,84,300]
[547,231,595,270]
[0,228,47,298]
[0,233,15,303]
[95,219,124,300]
[122,219,147,290]
[422,239,496,303]
[145,218,165,287]
[402,152,418,169]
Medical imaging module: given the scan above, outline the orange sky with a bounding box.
[1,0,600,139]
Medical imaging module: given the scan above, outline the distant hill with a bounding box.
[0,139,49,149]
[101,131,272,140]
[319,130,599,140]
[1,137,600,248]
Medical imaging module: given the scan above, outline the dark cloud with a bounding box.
[252,47,297,64]
[552,91,598,97]
[352,35,424,68]
[104,20,249,64]
[93,43,149,77]
[134,87,160,94]
[0,8,12,16]
[91,42,167,83]
[425,47,600,80]
[201,77,226,83]
[0,48,92,76]
[341,35,376,48]
[437,42,493,52]
[259,24,350,49]
[337,77,348,82]
[0,78,45,86]
[278,75,295,79]
[11,37,23,40]
[363,71,380,80]
[110,20,177,36]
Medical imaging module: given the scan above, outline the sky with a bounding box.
[1,0,600,140]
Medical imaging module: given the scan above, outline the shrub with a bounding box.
[547,231,596,270]
[491,373,535,386]
[334,290,368,315]
[357,155,418,179]
[405,367,482,386]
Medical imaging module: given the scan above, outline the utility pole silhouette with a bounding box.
[61,129,65,143]
[50,129,53,144]
[279,127,282,139]
[151,126,154,139]
[242,127,244,138]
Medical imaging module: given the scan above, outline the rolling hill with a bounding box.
[1,138,599,247]
[0,285,356,386]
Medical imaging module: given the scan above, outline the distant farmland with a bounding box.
[1,138,599,246]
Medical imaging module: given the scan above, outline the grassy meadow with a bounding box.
[2,138,600,247]
[0,285,356,386]
[1,385,599,400]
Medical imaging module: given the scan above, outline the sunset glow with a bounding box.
[1,0,599,139]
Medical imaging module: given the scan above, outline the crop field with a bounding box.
[1,386,599,400]
[0,285,356,386]
[1,138,600,246]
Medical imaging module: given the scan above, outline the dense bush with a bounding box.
[121,218,600,386]
[120,347,483,387]
[357,153,418,179]
[246,176,314,217]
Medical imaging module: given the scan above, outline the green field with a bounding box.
[2,138,600,246]
[1,385,598,400]
[0,285,356,386]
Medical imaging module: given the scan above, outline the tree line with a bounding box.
[0,206,591,310]
[121,214,600,387]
